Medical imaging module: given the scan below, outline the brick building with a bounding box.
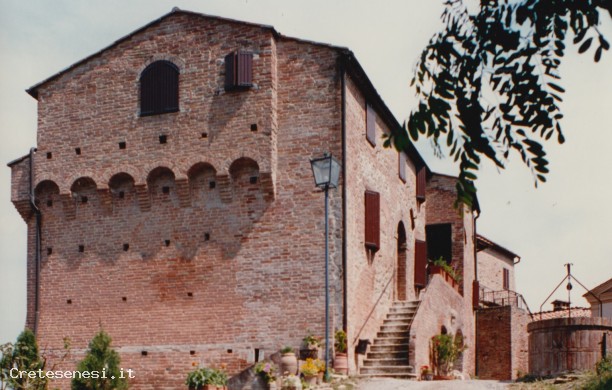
[8,8,519,388]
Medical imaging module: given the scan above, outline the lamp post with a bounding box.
[309,153,341,382]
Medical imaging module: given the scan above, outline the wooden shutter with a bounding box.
[399,152,407,183]
[140,61,179,116]
[237,51,253,86]
[225,52,236,90]
[472,280,480,310]
[414,239,427,288]
[503,268,510,290]
[416,166,426,201]
[365,191,380,251]
[366,103,376,146]
[225,51,253,90]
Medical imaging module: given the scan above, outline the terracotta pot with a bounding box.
[304,374,317,386]
[280,352,298,375]
[316,371,324,384]
[333,352,348,374]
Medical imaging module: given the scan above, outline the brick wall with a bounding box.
[420,173,476,375]
[476,305,530,380]
[343,74,425,372]
[477,247,515,292]
[12,12,349,389]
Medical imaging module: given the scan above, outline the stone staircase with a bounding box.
[360,300,419,379]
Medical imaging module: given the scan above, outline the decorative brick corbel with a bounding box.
[175,178,191,208]
[259,172,275,202]
[135,184,151,212]
[217,174,233,203]
[61,193,76,220]
[97,189,113,215]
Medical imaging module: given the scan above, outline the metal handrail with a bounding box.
[480,287,534,318]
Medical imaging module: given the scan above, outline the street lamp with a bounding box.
[309,153,341,382]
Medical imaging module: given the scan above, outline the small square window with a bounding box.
[119,142,126,150]
[159,135,167,144]
[75,147,81,155]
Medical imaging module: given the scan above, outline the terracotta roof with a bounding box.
[533,307,591,321]
[583,277,612,298]
[476,234,520,262]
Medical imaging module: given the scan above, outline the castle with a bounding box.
[9,9,527,388]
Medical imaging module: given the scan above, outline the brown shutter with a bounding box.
[414,239,427,287]
[399,152,407,183]
[237,51,253,86]
[503,268,509,290]
[225,52,236,90]
[416,166,426,201]
[226,51,253,90]
[140,61,179,116]
[472,280,480,310]
[366,103,376,146]
[365,191,380,251]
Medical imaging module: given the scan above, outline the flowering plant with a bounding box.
[281,374,301,387]
[420,365,432,374]
[254,361,277,383]
[314,358,326,373]
[299,358,319,376]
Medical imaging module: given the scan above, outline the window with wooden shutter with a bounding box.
[140,61,179,116]
[225,51,253,91]
[399,152,407,183]
[416,166,426,201]
[414,239,427,288]
[503,268,510,290]
[365,191,380,251]
[366,103,376,146]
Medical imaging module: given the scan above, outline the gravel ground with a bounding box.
[356,378,511,389]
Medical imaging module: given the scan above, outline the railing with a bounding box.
[480,287,534,319]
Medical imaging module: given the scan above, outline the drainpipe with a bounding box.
[340,57,348,331]
[473,208,480,378]
[29,147,41,335]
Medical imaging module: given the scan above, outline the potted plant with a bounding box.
[333,329,348,374]
[209,369,228,390]
[420,365,433,381]
[431,332,466,378]
[254,361,278,390]
[185,367,211,390]
[314,358,325,384]
[280,346,298,375]
[280,374,302,390]
[299,358,319,387]
[300,331,321,359]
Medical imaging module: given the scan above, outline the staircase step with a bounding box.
[360,365,415,375]
[369,344,409,353]
[392,300,419,308]
[377,330,409,339]
[385,312,415,320]
[379,324,410,332]
[382,318,413,326]
[365,351,408,360]
[358,373,418,379]
[363,358,409,367]
[373,336,410,344]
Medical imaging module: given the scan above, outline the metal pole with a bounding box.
[324,186,330,382]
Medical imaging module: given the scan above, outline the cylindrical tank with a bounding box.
[528,317,612,376]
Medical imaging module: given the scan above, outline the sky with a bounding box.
[1,0,611,344]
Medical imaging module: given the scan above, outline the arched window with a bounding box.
[140,61,179,116]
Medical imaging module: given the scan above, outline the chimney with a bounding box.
[551,300,570,312]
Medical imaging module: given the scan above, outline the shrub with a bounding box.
[71,330,128,390]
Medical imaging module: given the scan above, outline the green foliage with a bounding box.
[430,257,462,282]
[334,329,347,354]
[71,330,127,390]
[280,346,294,354]
[0,329,48,390]
[302,331,321,349]
[385,0,611,205]
[185,367,227,387]
[431,332,466,375]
